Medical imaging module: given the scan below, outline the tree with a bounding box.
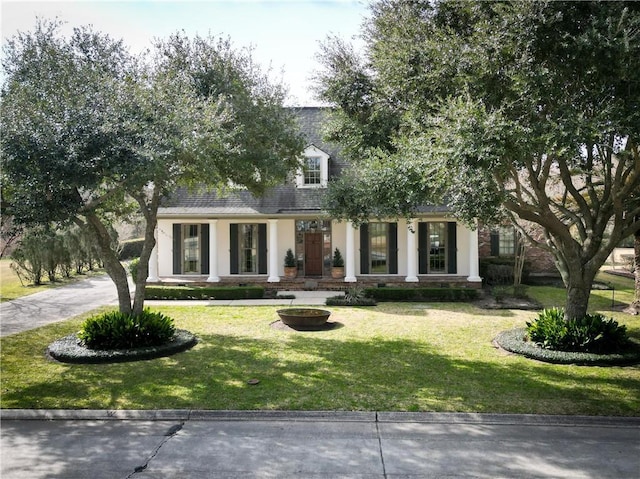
[2,21,304,315]
[314,0,640,320]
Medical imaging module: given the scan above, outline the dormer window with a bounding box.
[304,156,322,185]
[296,145,329,188]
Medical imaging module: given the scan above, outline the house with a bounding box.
[147,107,487,289]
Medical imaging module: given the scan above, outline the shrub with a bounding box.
[78,309,176,350]
[332,248,344,267]
[526,308,630,354]
[119,238,145,260]
[145,285,264,300]
[284,248,296,267]
[129,258,140,280]
[480,257,531,285]
[364,287,478,302]
[326,286,377,306]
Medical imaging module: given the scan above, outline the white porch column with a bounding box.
[206,220,220,282]
[406,219,419,282]
[345,221,357,282]
[146,227,159,282]
[467,222,482,283]
[268,219,280,282]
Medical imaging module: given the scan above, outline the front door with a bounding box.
[304,232,323,276]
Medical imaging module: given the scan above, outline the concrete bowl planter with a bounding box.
[276,308,331,328]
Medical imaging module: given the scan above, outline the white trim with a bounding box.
[405,219,419,282]
[206,220,220,282]
[296,145,330,188]
[268,219,280,282]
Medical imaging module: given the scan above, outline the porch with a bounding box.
[147,274,482,292]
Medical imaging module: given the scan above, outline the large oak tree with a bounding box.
[2,21,303,315]
[315,0,640,319]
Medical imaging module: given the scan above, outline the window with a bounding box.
[498,226,516,256]
[239,224,259,274]
[296,145,329,188]
[418,222,457,274]
[230,223,267,275]
[182,224,200,274]
[303,157,322,185]
[360,222,398,274]
[428,222,447,273]
[173,223,209,275]
[370,223,388,273]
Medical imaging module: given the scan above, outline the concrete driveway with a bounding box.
[0,275,120,337]
[1,410,639,479]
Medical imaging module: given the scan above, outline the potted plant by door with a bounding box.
[284,248,297,278]
[331,248,345,279]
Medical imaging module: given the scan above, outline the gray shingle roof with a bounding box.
[159,107,339,217]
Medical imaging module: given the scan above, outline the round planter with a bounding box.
[331,267,345,279]
[277,308,331,328]
[284,266,297,278]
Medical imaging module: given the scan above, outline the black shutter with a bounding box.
[490,230,500,256]
[418,222,428,274]
[258,223,267,274]
[447,222,457,274]
[389,222,398,274]
[173,224,182,274]
[360,224,369,274]
[230,224,239,274]
[200,224,210,275]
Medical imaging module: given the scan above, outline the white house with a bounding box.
[148,107,482,288]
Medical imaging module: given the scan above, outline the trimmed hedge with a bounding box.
[364,287,478,302]
[495,328,640,366]
[119,238,145,260]
[145,285,264,300]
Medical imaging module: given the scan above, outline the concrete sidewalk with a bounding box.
[2,410,639,478]
[0,275,338,337]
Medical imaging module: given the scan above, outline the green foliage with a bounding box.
[480,257,531,286]
[364,287,478,302]
[129,258,140,280]
[332,248,344,267]
[284,248,296,267]
[78,309,176,350]
[496,328,640,366]
[316,0,640,318]
[48,329,197,364]
[145,285,264,300]
[119,239,145,260]
[526,308,630,354]
[10,224,109,286]
[2,21,304,316]
[327,286,377,306]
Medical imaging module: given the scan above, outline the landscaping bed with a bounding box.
[47,329,198,364]
[494,328,640,366]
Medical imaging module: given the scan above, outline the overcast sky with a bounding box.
[1,0,369,105]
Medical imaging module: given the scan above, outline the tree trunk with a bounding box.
[565,283,591,320]
[624,229,640,315]
[131,187,160,316]
[85,211,133,315]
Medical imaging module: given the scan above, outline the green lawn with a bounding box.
[2,278,639,415]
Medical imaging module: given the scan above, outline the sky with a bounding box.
[0,0,369,105]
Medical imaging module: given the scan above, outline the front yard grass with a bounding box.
[2,295,639,415]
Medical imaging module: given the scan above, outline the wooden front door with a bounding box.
[304,233,323,276]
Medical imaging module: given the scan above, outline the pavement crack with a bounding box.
[375,412,388,479]
[125,422,184,478]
